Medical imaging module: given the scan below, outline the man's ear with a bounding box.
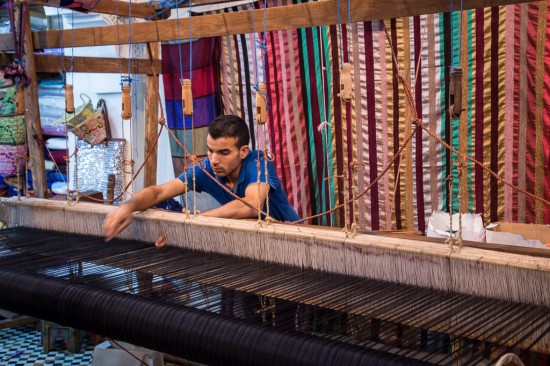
[240,145,249,159]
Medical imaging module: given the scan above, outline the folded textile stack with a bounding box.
[0,82,27,196]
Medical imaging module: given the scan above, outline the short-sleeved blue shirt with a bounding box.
[177,150,300,222]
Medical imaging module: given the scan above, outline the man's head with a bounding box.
[208,115,250,148]
[206,115,250,179]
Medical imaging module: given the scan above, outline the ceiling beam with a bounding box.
[31,0,168,19]
[0,0,533,51]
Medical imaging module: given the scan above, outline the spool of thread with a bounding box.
[255,82,267,125]
[15,85,25,115]
[65,84,75,114]
[182,79,193,116]
[449,67,463,118]
[121,84,132,119]
[339,63,353,102]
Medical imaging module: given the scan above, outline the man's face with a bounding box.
[206,135,249,178]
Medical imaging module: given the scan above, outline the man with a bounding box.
[103,114,299,245]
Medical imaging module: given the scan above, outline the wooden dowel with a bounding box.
[255,82,267,125]
[339,62,353,102]
[449,67,463,118]
[65,84,75,114]
[182,79,193,116]
[121,84,132,119]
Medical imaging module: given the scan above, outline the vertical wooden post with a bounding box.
[19,3,46,198]
[144,42,160,188]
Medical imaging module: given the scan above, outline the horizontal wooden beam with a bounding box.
[0,54,162,74]
[0,0,533,51]
[31,0,168,19]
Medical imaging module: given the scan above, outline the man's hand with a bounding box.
[103,205,134,241]
[155,234,167,249]
[102,179,188,242]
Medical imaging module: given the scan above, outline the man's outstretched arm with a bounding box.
[201,182,270,219]
[103,178,188,241]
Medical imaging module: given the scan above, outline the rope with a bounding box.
[294,124,418,224]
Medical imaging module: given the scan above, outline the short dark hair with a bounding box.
[208,115,250,148]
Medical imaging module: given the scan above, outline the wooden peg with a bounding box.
[339,62,353,102]
[182,79,193,116]
[65,84,75,114]
[255,82,267,125]
[15,85,25,115]
[449,67,463,118]
[121,84,132,119]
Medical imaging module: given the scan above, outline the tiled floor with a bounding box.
[0,324,94,366]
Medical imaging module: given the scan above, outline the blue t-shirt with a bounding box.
[177,150,300,222]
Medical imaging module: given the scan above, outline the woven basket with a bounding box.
[0,86,16,116]
[0,144,27,175]
[55,94,94,128]
[0,116,26,144]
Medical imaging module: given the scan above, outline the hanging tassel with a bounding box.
[339,62,353,102]
[182,79,193,116]
[65,84,75,114]
[255,82,267,125]
[449,67,463,118]
[15,85,25,115]
[121,84,132,119]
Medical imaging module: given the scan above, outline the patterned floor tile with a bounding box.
[0,324,94,366]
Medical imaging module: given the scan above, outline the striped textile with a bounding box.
[211,0,549,228]
[161,38,222,174]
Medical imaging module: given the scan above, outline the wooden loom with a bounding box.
[1,0,548,364]
[2,197,550,365]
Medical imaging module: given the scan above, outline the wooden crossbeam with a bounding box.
[31,0,168,19]
[0,53,162,74]
[0,0,533,52]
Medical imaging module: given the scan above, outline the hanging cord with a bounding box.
[174,6,191,217]
[449,0,465,71]
[350,160,363,235]
[336,0,343,68]
[448,0,464,118]
[260,0,271,223]
[14,113,23,200]
[346,0,351,57]
[188,0,198,216]
[251,0,272,224]
[251,0,270,124]
[446,174,455,249]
